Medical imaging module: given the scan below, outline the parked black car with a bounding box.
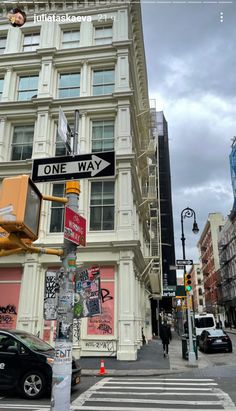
[199,329,233,353]
[0,329,81,399]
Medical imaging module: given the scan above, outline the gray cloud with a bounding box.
[141,1,236,262]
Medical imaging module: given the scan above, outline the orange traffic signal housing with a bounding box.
[0,175,42,241]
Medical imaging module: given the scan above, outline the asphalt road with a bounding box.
[0,332,236,410]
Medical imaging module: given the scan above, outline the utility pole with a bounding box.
[50,112,80,411]
[180,207,199,365]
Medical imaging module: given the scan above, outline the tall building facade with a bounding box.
[0,1,161,360]
[189,263,205,314]
[151,111,176,333]
[156,112,176,288]
[197,213,224,320]
[217,140,236,327]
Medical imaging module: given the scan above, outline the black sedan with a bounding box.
[199,329,233,353]
[0,329,81,399]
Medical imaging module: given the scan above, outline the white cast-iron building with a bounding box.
[0,0,162,360]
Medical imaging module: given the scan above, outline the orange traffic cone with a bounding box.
[98,359,106,375]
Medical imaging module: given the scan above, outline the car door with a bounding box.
[0,333,20,388]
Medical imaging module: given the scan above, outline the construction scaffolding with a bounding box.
[138,99,162,296]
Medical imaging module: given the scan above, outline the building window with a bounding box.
[0,78,3,101]
[23,33,40,52]
[93,69,114,96]
[58,73,80,98]
[90,181,114,231]
[17,75,38,101]
[11,125,34,161]
[92,120,114,152]
[199,299,203,306]
[0,37,7,55]
[62,30,80,48]
[50,184,65,232]
[94,26,112,45]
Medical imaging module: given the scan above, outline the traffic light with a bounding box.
[184,273,192,292]
[0,175,42,241]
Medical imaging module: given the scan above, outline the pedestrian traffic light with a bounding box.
[184,273,192,292]
[0,175,42,241]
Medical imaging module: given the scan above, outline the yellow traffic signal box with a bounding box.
[0,175,42,241]
[184,273,192,292]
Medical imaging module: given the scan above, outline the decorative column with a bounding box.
[117,251,137,360]
[116,104,132,154]
[17,257,42,335]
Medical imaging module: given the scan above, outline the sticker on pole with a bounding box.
[54,341,73,364]
[64,207,86,246]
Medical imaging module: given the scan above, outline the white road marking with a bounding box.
[72,377,236,410]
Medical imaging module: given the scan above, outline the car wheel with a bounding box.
[19,371,46,399]
[204,345,208,354]
[228,347,233,353]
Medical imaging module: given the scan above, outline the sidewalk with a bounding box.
[80,331,210,376]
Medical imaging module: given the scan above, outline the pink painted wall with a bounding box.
[0,268,22,329]
[87,266,115,336]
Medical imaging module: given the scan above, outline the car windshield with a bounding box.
[15,333,53,352]
[195,317,214,328]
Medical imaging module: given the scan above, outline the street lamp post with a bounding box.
[181,207,199,365]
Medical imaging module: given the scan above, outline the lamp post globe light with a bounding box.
[180,207,199,365]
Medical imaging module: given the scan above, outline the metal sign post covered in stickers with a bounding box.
[50,111,81,411]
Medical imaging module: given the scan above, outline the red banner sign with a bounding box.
[64,207,86,246]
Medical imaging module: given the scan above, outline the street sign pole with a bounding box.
[186,291,196,364]
[50,115,80,411]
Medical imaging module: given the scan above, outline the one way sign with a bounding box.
[176,259,193,266]
[32,151,115,183]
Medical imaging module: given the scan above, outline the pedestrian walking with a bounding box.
[160,320,172,358]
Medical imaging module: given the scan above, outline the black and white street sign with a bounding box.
[176,259,193,266]
[32,151,115,182]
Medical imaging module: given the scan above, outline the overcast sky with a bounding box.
[141,0,236,270]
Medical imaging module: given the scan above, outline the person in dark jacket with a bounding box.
[160,320,172,358]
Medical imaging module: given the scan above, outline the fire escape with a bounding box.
[138,100,162,296]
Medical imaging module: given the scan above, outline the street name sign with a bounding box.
[64,207,86,247]
[176,259,193,266]
[32,151,115,183]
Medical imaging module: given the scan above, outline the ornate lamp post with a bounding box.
[181,207,199,365]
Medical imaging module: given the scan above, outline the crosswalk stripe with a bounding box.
[94,390,219,396]
[97,385,215,390]
[71,407,236,411]
[103,381,218,385]
[0,405,49,409]
[84,397,222,405]
[107,377,215,384]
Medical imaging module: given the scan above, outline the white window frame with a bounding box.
[91,119,115,152]
[11,125,34,161]
[49,183,65,233]
[17,74,39,101]
[94,25,112,45]
[92,68,115,96]
[89,180,115,231]
[0,36,7,55]
[61,29,80,49]
[23,32,40,52]
[58,72,80,99]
